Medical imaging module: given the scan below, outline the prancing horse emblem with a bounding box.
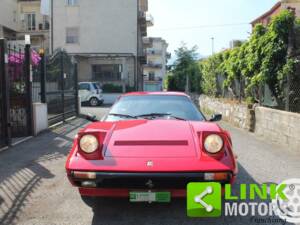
[147,161,153,167]
[146,179,154,188]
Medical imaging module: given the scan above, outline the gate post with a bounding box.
[0,38,11,146]
[74,62,79,116]
[60,50,65,122]
[24,44,34,136]
[40,51,46,103]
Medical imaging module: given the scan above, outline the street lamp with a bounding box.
[211,37,215,55]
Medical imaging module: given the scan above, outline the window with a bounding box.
[92,65,122,82]
[149,72,155,81]
[107,95,205,122]
[79,83,90,91]
[25,13,36,31]
[43,16,50,30]
[13,11,17,23]
[66,0,79,6]
[66,27,79,44]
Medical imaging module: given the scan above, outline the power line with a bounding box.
[149,23,250,31]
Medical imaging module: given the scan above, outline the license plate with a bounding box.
[129,192,171,203]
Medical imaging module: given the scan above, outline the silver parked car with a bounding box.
[78,82,104,106]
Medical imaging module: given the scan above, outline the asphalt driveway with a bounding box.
[0,106,299,225]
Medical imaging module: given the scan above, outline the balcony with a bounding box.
[143,37,153,48]
[139,12,154,27]
[19,21,50,33]
[138,49,147,65]
[146,49,162,56]
[144,76,163,82]
[144,61,163,69]
[146,13,154,27]
[139,0,148,12]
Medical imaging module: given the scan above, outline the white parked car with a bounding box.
[78,82,104,106]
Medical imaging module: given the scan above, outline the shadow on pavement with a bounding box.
[0,119,88,225]
[90,163,291,225]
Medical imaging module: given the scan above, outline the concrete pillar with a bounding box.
[33,103,48,136]
[0,26,4,38]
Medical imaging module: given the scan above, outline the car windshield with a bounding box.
[92,83,101,89]
[105,95,205,121]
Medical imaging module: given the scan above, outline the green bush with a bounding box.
[200,10,297,104]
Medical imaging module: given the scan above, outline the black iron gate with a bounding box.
[42,49,78,126]
[7,43,33,138]
[0,39,8,148]
[0,39,33,147]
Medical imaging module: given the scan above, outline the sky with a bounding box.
[148,0,278,62]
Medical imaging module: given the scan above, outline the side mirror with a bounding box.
[86,113,98,122]
[209,114,222,122]
[79,114,99,122]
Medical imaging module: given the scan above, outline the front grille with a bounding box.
[72,172,231,189]
[98,176,203,189]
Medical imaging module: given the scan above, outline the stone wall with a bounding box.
[197,95,300,152]
[255,106,300,151]
[199,95,253,131]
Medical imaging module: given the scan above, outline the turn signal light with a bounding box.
[73,171,96,180]
[204,172,229,181]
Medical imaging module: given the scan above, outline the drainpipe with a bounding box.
[50,0,54,54]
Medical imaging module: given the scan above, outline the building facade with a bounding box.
[17,0,50,52]
[0,0,50,52]
[251,0,300,28]
[143,37,169,92]
[0,0,18,39]
[52,0,152,91]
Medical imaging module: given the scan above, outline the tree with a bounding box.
[165,43,202,93]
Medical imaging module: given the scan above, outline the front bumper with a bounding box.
[68,171,236,197]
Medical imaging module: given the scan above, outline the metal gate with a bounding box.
[0,39,8,148]
[44,50,78,125]
[7,43,33,138]
[0,38,33,147]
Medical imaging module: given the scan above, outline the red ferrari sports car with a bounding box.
[66,92,237,204]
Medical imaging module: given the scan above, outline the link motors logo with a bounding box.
[187,178,300,223]
[272,179,300,223]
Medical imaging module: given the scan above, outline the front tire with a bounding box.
[89,97,99,107]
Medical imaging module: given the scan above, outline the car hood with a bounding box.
[103,120,198,158]
[67,120,237,173]
[82,119,223,159]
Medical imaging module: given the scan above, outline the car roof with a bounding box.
[122,92,190,97]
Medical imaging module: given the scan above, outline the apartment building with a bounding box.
[0,0,18,39]
[52,0,153,91]
[17,0,50,51]
[143,37,169,92]
[0,0,50,52]
[251,0,300,28]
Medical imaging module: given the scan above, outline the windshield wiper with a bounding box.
[135,113,170,117]
[108,113,137,119]
[168,115,186,121]
[135,113,186,121]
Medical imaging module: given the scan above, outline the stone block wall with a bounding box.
[199,95,253,130]
[255,107,300,152]
[197,95,300,152]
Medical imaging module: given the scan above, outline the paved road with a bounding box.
[0,106,299,225]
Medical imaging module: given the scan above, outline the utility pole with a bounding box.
[50,0,54,54]
[285,7,296,111]
[211,37,215,55]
